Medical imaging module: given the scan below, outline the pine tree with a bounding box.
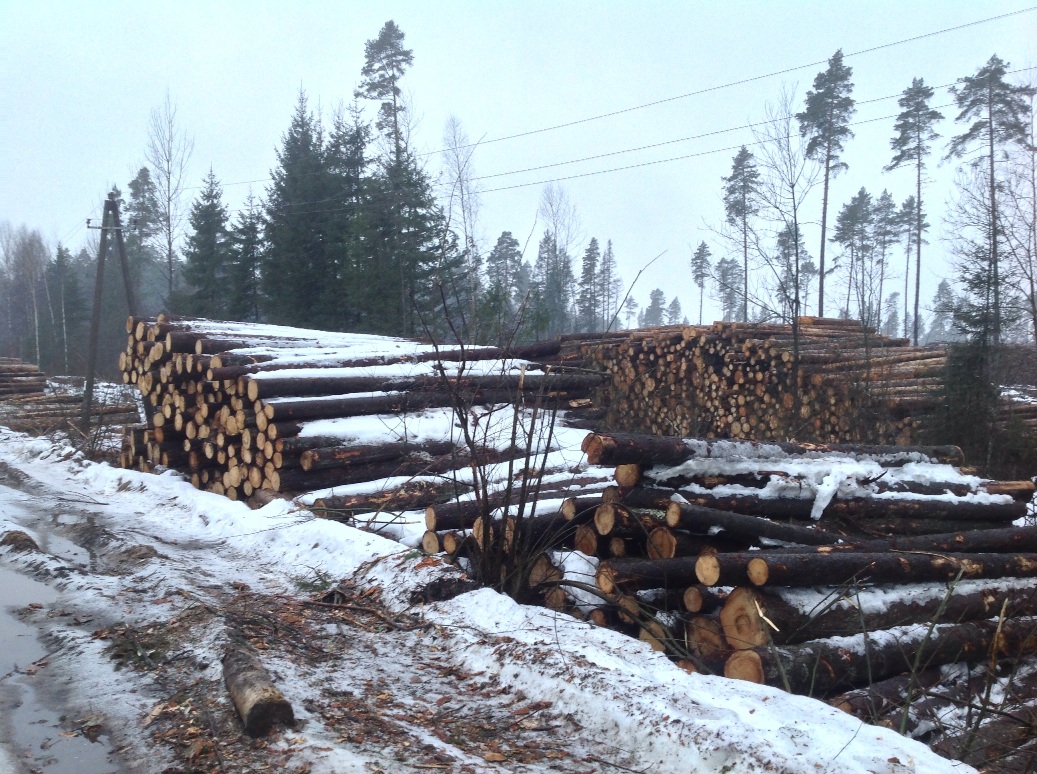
[885,77,943,345]
[882,291,901,338]
[182,170,230,318]
[872,190,899,329]
[226,193,264,322]
[622,296,638,329]
[796,50,855,317]
[722,146,760,321]
[946,55,1034,345]
[643,288,666,327]
[355,21,413,167]
[597,239,622,331]
[577,237,600,332]
[832,187,874,322]
[774,224,811,322]
[690,241,712,325]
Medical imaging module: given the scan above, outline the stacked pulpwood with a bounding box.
[0,357,46,398]
[580,318,947,444]
[532,432,1037,704]
[118,315,604,500]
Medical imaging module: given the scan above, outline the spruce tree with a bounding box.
[125,167,164,313]
[712,257,743,322]
[480,231,523,344]
[690,241,712,325]
[946,55,1033,345]
[665,296,683,326]
[796,50,855,317]
[885,78,942,345]
[182,170,230,318]
[643,288,666,327]
[722,146,760,321]
[226,193,264,322]
[871,189,899,329]
[263,91,337,328]
[577,237,600,333]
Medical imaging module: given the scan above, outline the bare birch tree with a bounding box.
[145,92,194,307]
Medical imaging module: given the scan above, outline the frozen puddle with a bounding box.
[0,562,122,773]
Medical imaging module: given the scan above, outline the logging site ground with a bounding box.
[4,317,1037,774]
[0,427,978,774]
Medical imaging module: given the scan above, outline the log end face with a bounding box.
[724,649,765,684]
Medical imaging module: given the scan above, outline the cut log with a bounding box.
[724,583,1037,647]
[741,615,1037,697]
[665,500,837,546]
[582,432,965,467]
[222,635,295,736]
[696,550,1037,588]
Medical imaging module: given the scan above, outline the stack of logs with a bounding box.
[423,431,1037,715]
[119,315,605,500]
[0,359,139,435]
[0,357,46,399]
[580,318,948,444]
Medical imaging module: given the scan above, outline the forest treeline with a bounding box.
[1,23,1035,380]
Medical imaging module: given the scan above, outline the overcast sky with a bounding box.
[2,1,1035,325]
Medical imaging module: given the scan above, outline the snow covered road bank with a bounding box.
[0,427,971,773]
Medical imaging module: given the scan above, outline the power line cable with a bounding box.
[420,6,1037,157]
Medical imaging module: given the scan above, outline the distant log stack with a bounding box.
[0,357,47,398]
[0,359,138,434]
[118,315,605,502]
[578,318,947,445]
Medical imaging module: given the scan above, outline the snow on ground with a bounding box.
[0,426,973,773]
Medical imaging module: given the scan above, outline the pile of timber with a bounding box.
[118,315,606,501]
[423,431,1037,712]
[0,391,139,435]
[0,360,138,435]
[580,318,948,444]
[0,357,46,398]
[574,432,1037,699]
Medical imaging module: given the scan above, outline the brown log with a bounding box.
[671,489,1025,524]
[582,431,965,467]
[244,371,601,402]
[723,583,1037,647]
[300,441,456,472]
[741,615,1037,697]
[222,635,295,736]
[664,500,837,546]
[797,526,1037,555]
[313,481,467,519]
[696,550,1037,588]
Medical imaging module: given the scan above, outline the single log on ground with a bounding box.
[740,615,1037,697]
[222,635,295,736]
[696,550,1037,588]
[582,431,965,467]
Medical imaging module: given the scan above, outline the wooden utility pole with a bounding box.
[80,192,137,432]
